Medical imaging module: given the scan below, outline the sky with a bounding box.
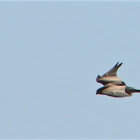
[0,1,140,139]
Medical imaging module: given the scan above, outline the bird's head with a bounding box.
[96,86,109,95]
[96,87,104,95]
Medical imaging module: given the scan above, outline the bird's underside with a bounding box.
[96,62,140,98]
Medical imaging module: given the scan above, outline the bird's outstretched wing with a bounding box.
[102,62,122,77]
[96,62,125,85]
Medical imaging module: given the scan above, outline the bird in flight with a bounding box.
[96,62,140,98]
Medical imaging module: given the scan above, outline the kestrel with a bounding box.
[96,63,140,98]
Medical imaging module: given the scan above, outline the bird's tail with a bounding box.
[133,89,140,93]
[125,86,140,94]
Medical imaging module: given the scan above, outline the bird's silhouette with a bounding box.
[96,62,140,98]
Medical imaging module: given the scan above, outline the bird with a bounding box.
[96,62,140,98]
[96,62,124,85]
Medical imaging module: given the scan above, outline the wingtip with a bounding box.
[115,62,119,67]
[118,62,123,67]
[115,62,123,67]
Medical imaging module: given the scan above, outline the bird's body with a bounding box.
[97,83,131,98]
[96,62,140,98]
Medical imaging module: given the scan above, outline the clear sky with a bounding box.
[1,1,140,139]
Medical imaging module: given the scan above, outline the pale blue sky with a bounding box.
[0,1,140,139]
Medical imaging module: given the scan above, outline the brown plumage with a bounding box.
[96,62,140,98]
[96,62,124,86]
[96,83,131,98]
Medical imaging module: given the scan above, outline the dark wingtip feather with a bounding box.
[115,62,119,67]
[115,62,123,67]
[118,62,123,67]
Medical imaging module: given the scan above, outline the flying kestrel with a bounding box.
[96,63,140,98]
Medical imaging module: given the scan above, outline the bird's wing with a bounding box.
[96,62,125,86]
[102,62,122,77]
